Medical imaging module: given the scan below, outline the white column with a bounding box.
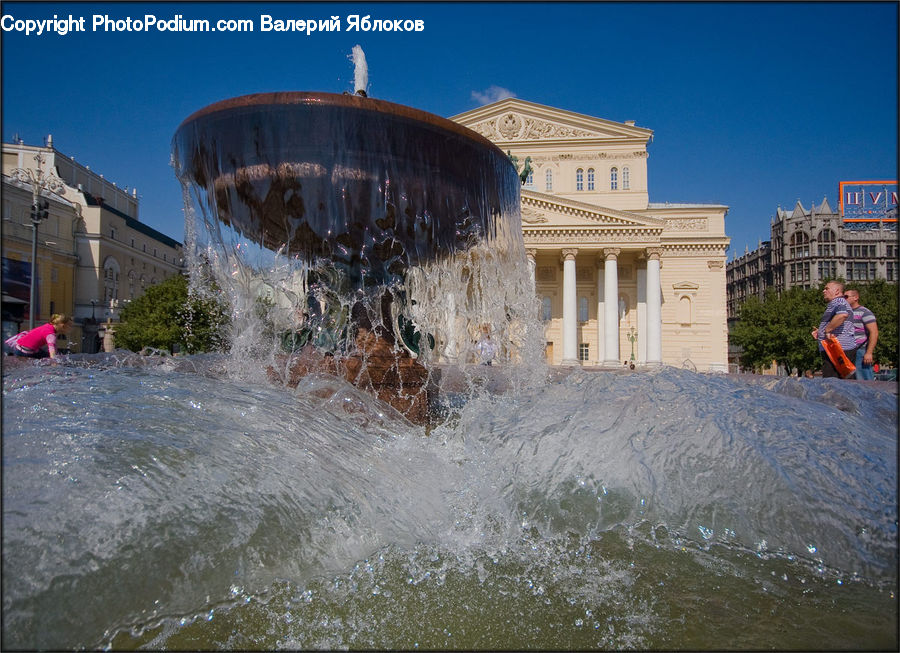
[526,249,537,290]
[603,248,620,367]
[596,261,605,365]
[561,249,579,365]
[646,248,662,366]
[637,267,647,364]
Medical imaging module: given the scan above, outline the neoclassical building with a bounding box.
[452,99,730,371]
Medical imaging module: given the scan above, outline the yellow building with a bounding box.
[1,174,79,344]
[453,99,730,371]
[2,137,185,352]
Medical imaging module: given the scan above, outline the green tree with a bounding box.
[731,287,822,373]
[115,274,230,354]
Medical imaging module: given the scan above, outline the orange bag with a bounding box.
[822,335,856,378]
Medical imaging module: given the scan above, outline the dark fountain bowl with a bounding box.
[172,91,520,292]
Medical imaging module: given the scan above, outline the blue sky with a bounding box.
[2,1,897,258]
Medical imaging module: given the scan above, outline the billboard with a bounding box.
[839,180,898,222]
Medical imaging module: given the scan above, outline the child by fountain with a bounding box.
[3,314,73,359]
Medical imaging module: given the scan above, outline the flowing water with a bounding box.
[2,353,897,650]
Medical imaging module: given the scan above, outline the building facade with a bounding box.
[1,174,80,342]
[2,137,185,351]
[453,99,730,371]
[727,197,898,320]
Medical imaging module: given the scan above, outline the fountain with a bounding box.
[1,51,897,650]
[171,85,528,422]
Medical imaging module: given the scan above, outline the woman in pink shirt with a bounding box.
[4,314,73,359]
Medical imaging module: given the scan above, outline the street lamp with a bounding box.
[627,326,637,362]
[10,151,66,329]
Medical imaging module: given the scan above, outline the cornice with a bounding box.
[523,228,661,245]
[522,190,665,229]
[661,243,729,257]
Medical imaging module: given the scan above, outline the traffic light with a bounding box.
[32,199,50,221]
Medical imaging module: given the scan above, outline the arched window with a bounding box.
[610,167,618,190]
[127,270,136,298]
[817,228,836,257]
[622,167,630,190]
[576,168,584,191]
[541,296,552,321]
[578,296,589,322]
[789,231,810,259]
[103,257,120,302]
[545,169,553,191]
[587,168,595,191]
[525,170,534,188]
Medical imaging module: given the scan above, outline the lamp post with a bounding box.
[627,326,637,362]
[10,151,66,329]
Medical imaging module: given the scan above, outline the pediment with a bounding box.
[672,281,700,291]
[452,98,653,144]
[522,190,665,230]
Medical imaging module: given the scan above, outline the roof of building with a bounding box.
[82,190,181,249]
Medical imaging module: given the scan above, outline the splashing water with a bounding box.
[2,352,897,649]
[351,45,368,95]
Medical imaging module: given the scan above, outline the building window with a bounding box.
[545,169,553,192]
[576,168,583,191]
[622,166,630,190]
[817,260,836,280]
[541,296,552,321]
[610,167,618,190]
[103,257,120,302]
[887,261,896,281]
[587,168,595,191]
[578,296,589,322]
[846,244,875,258]
[817,229,836,257]
[525,171,534,188]
[789,231,810,259]
[847,261,876,281]
[578,343,589,362]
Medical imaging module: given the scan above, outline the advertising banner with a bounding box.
[839,180,898,222]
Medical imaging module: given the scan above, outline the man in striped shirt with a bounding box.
[811,281,858,378]
[844,289,879,380]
